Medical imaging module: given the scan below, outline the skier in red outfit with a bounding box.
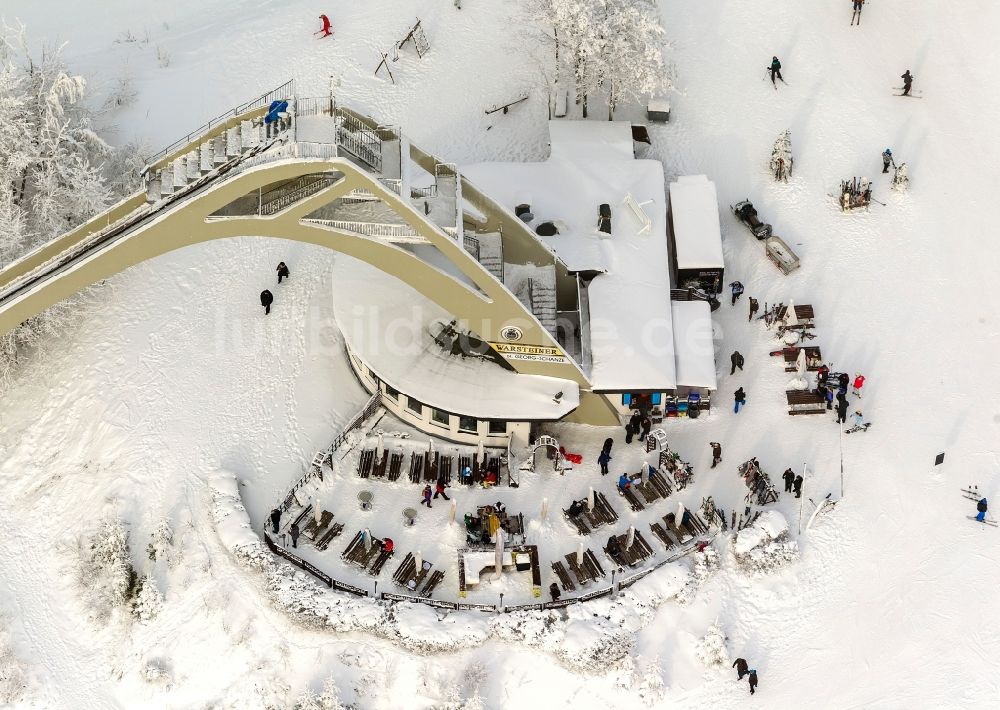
[317,14,333,38]
[852,374,866,397]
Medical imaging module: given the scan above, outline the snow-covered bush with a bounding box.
[81,517,138,619]
[733,511,799,575]
[0,627,29,704]
[676,545,720,605]
[694,622,730,668]
[132,574,164,623]
[635,655,666,706]
[0,23,141,385]
[293,676,345,710]
[146,518,176,565]
[140,658,172,687]
[891,163,909,192]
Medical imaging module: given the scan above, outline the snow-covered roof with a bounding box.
[548,120,636,163]
[462,121,677,391]
[330,257,580,421]
[668,175,724,270]
[670,301,717,389]
[647,99,671,113]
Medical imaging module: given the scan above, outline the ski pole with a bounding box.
[869,197,887,206]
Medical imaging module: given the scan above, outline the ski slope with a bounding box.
[0,0,999,707]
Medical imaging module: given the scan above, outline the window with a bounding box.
[384,384,398,401]
[488,420,507,435]
[458,415,478,434]
[651,392,662,406]
[431,408,450,427]
[407,398,423,415]
[622,393,632,406]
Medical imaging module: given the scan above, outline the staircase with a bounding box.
[462,231,503,282]
[529,277,558,339]
[144,117,290,205]
[336,112,383,172]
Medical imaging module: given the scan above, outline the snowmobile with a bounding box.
[731,200,773,239]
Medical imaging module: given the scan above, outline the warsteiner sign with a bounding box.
[489,342,567,364]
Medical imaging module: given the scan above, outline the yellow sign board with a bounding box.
[489,342,567,363]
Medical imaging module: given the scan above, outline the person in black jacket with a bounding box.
[269,508,281,534]
[748,669,759,694]
[901,70,914,96]
[289,522,300,548]
[733,657,749,680]
[782,468,795,493]
[549,582,561,601]
[730,350,745,375]
[276,261,290,283]
[710,442,722,468]
[260,289,274,315]
[734,387,747,414]
[640,416,652,442]
[836,393,849,424]
[627,411,642,444]
[793,474,803,498]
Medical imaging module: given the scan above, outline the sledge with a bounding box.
[731,200,772,239]
[844,423,872,434]
[765,236,800,275]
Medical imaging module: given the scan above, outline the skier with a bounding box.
[782,468,795,493]
[836,393,849,424]
[976,498,988,523]
[598,448,612,475]
[549,582,561,601]
[710,441,722,468]
[748,296,759,322]
[748,669,759,695]
[734,387,747,414]
[729,280,744,306]
[276,261,290,283]
[853,373,866,397]
[639,415,652,442]
[901,70,914,96]
[882,148,894,174]
[421,484,433,508]
[260,289,274,315]
[733,657,749,681]
[433,476,450,500]
[793,474,803,498]
[289,522,300,548]
[317,14,333,38]
[852,410,865,430]
[769,56,783,87]
[851,0,865,25]
[269,508,281,534]
[730,350,745,375]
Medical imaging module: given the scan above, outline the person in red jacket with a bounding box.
[383,538,394,554]
[853,373,866,397]
[317,14,333,38]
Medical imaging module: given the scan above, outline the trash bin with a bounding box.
[402,507,417,527]
[358,490,373,511]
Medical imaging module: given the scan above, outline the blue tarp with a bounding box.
[264,99,289,125]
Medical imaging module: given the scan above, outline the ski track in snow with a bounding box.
[0,0,999,706]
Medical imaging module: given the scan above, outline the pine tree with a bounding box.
[770,129,794,182]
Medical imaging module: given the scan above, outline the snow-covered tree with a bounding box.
[132,575,164,623]
[891,162,909,192]
[0,23,141,386]
[694,623,731,668]
[82,517,137,619]
[528,0,673,119]
[770,129,794,182]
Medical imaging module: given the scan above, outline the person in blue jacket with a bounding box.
[617,473,631,493]
[597,449,611,476]
[976,498,988,523]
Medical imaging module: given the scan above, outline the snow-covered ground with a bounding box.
[1,0,1000,707]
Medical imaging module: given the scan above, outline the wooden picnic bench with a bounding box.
[782,346,823,372]
[357,449,375,478]
[387,451,404,481]
[372,452,388,478]
[551,560,576,592]
[664,513,692,544]
[341,530,364,560]
[314,522,344,551]
[290,504,313,531]
[408,453,423,483]
[369,548,394,576]
[420,570,445,597]
[563,505,591,535]
[594,493,619,525]
[650,522,674,549]
[775,303,815,325]
[648,471,673,499]
[604,531,654,568]
[635,480,661,504]
[303,510,334,540]
[786,390,826,415]
[622,485,645,512]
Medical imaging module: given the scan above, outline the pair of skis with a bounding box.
[961,487,997,526]
[851,9,862,26]
[844,423,871,434]
[893,86,922,98]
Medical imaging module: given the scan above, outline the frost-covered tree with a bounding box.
[82,518,138,619]
[694,623,730,668]
[0,23,141,386]
[770,129,794,182]
[132,575,164,623]
[528,0,673,119]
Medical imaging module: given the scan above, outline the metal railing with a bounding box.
[308,219,424,241]
[410,184,437,199]
[144,79,294,166]
[259,174,339,216]
[463,235,481,262]
[296,95,335,117]
[336,110,383,172]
